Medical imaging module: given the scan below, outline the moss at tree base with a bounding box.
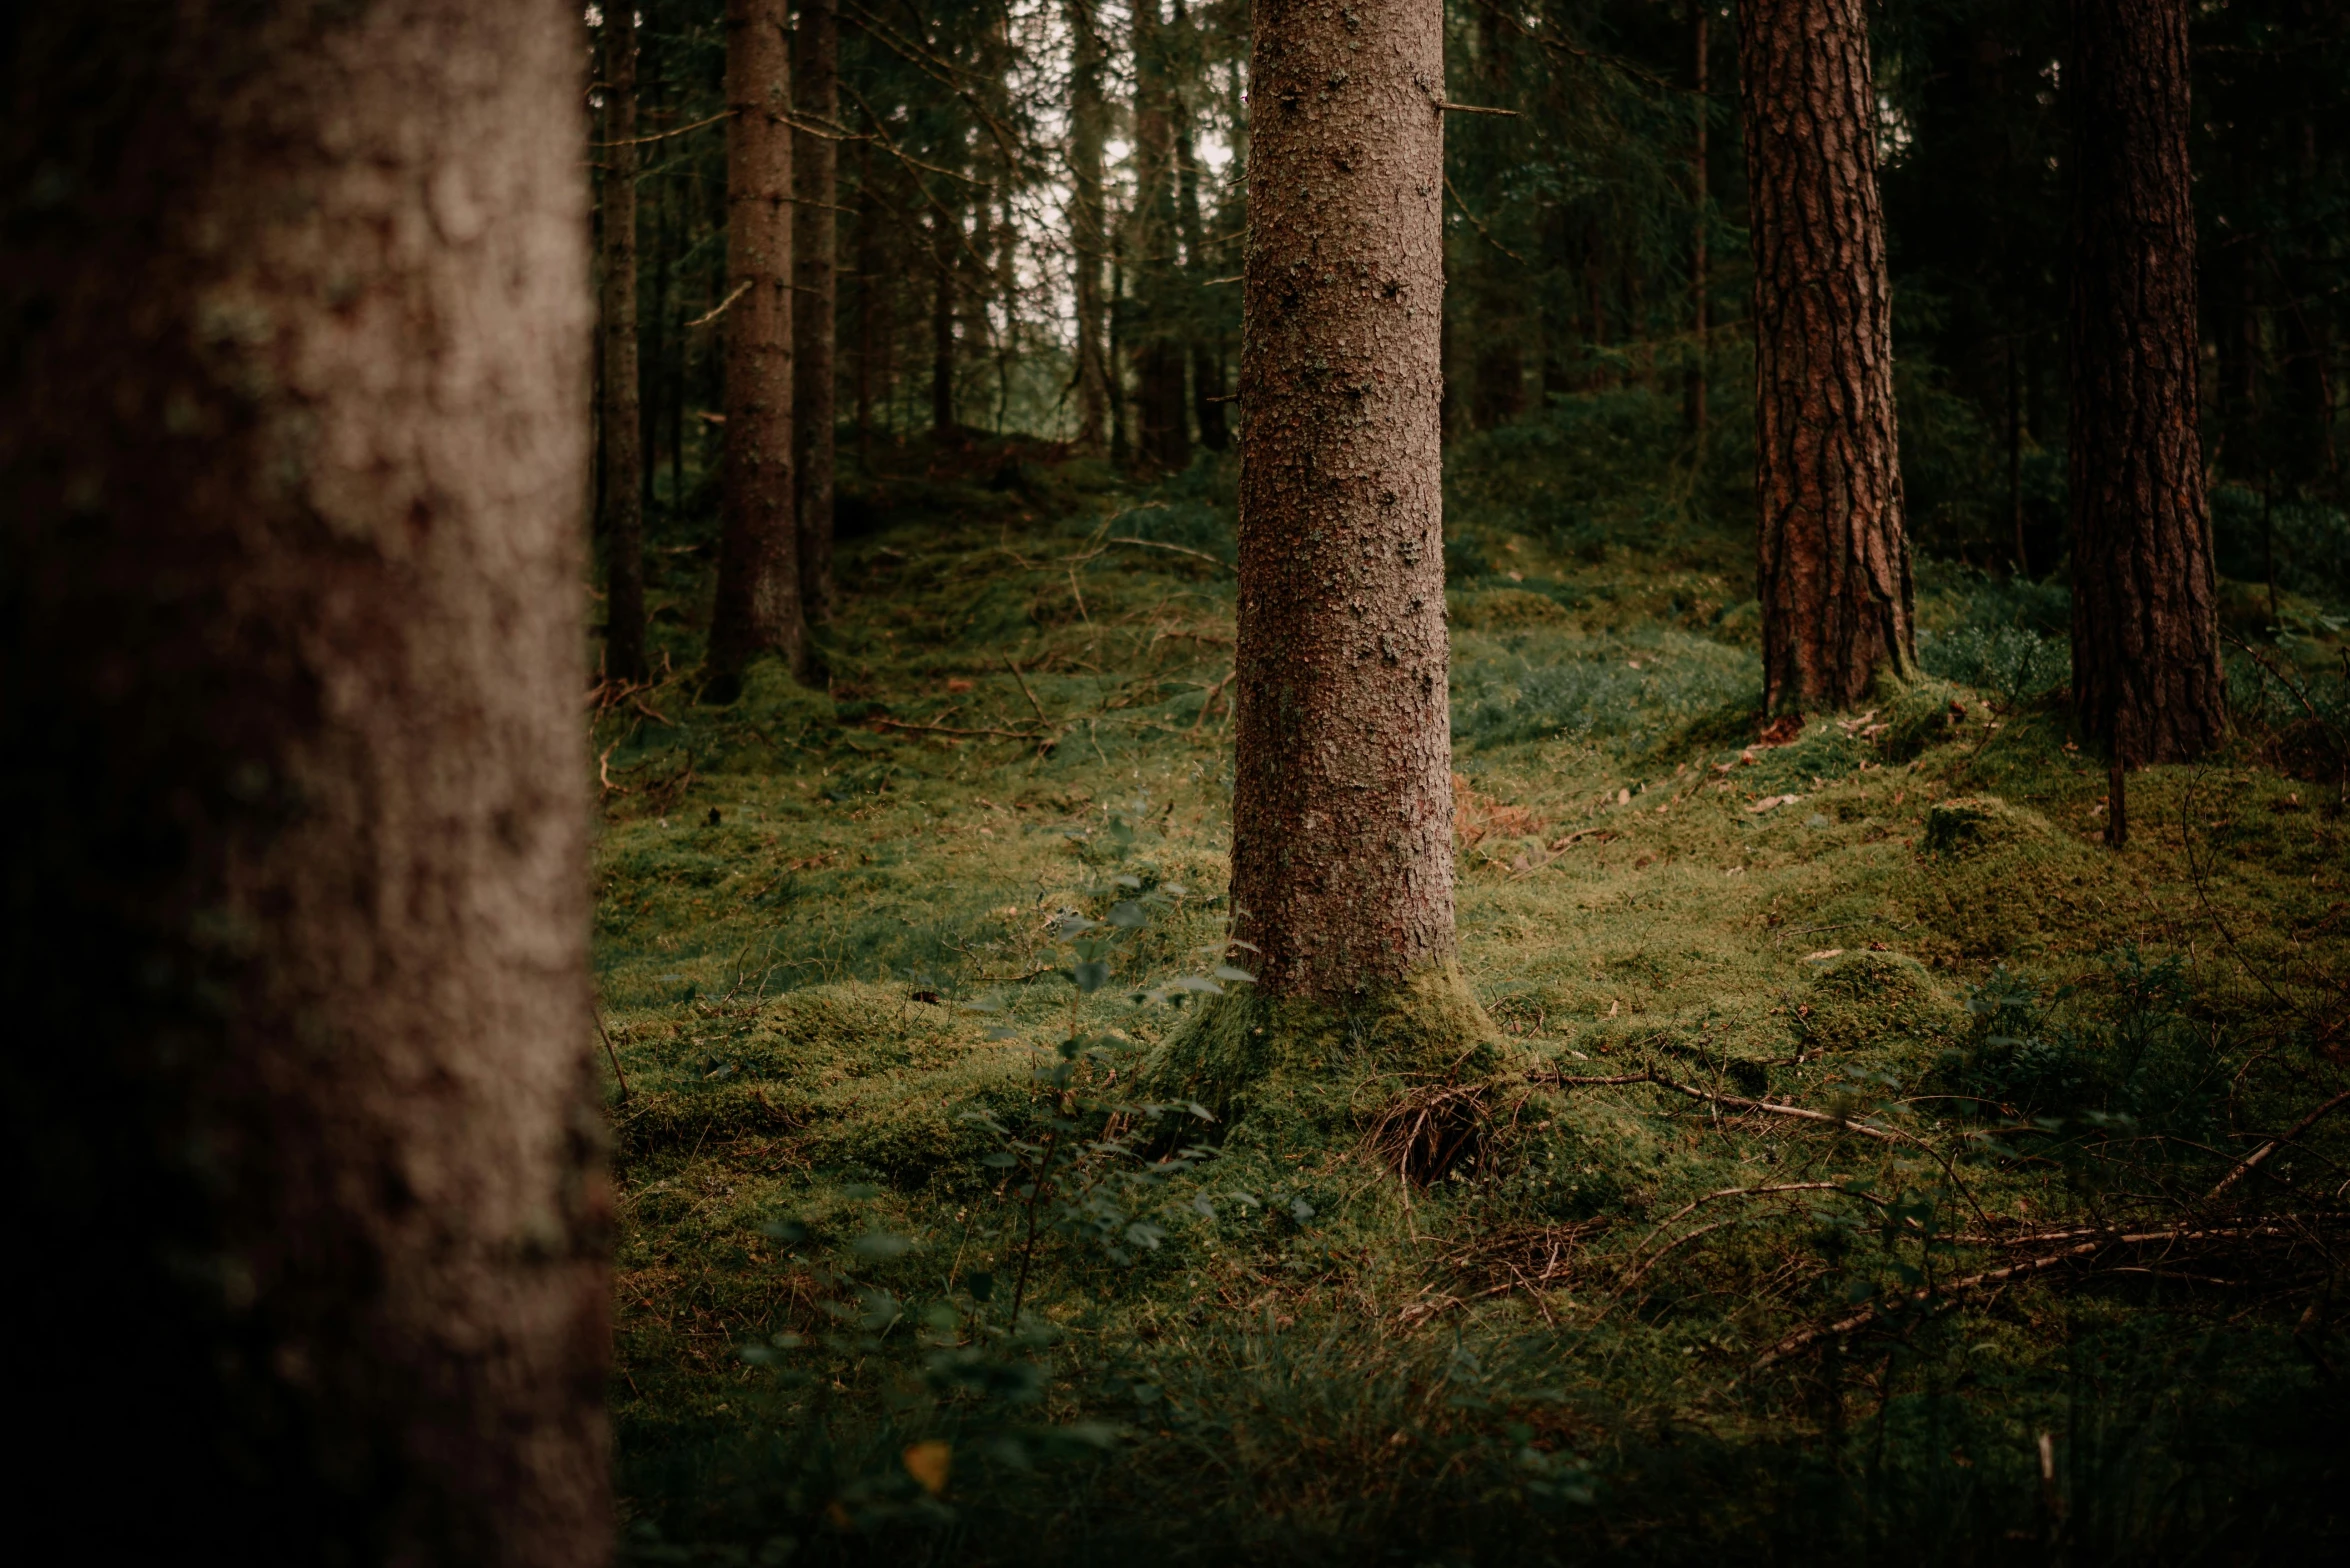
[1140,957,1518,1152]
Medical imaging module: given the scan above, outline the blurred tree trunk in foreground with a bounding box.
[2067,0,2225,764]
[1740,0,1915,712]
[1,1,610,1561]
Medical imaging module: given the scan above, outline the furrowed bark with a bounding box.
[2066,0,2225,765]
[1740,0,1915,712]
[708,0,810,686]
[600,9,648,684]
[793,0,838,624]
[1233,0,1455,1000]
[3,1,608,1560]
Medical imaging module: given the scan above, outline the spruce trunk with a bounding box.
[3,1,608,1559]
[601,11,648,682]
[793,0,839,625]
[1740,0,1915,712]
[2067,0,2225,765]
[708,0,809,686]
[1230,0,1455,1002]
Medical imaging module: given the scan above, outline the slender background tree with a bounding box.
[2067,0,2226,768]
[708,0,810,686]
[601,7,649,684]
[1740,0,1915,712]
[794,0,841,626]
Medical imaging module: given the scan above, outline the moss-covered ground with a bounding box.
[600,419,2350,1564]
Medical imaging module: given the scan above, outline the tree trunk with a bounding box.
[1110,227,1133,464]
[601,11,648,683]
[853,136,878,456]
[708,0,809,687]
[1068,0,1114,454]
[2067,0,2225,764]
[1740,0,1915,713]
[1686,0,1710,447]
[1228,0,1455,1002]
[1130,0,1192,474]
[1175,109,1231,451]
[793,0,838,624]
[2,3,608,1562]
[931,194,959,438]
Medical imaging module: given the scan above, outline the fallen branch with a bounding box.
[1105,536,1233,571]
[2207,1089,2350,1203]
[1528,1064,1914,1145]
[1619,1183,1866,1285]
[1756,1222,2313,1366]
[868,716,1047,743]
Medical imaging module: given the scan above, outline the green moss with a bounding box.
[591,449,2350,1563]
[1140,957,1513,1136]
[1872,669,1976,762]
[1798,949,1966,1056]
[1921,793,2046,856]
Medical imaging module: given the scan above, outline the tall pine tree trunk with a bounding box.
[1068,0,1114,454]
[793,0,838,624]
[3,2,608,1560]
[1740,0,1914,712]
[708,0,809,687]
[2067,0,2224,764]
[601,10,648,682]
[1227,0,1455,1004]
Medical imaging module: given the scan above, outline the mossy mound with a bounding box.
[1921,794,2047,857]
[1140,959,1517,1151]
[1871,672,1976,762]
[1798,950,1966,1056]
[1912,799,2102,962]
[615,981,1036,1182]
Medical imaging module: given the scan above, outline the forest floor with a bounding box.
[597,421,2350,1564]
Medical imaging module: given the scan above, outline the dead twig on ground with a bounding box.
[2208,1090,2350,1203]
[1755,1221,2325,1367]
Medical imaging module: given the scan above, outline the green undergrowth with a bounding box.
[600,430,2350,1564]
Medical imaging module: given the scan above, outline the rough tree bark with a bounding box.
[1130,0,1192,474]
[601,9,648,683]
[708,0,810,687]
[793,0,838,624]
[1068,0,1114,453]
[1739,0,1915,712]
[1227,0,1456,1004]
[2,2,608,1561]
[2067,0,2225,763]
